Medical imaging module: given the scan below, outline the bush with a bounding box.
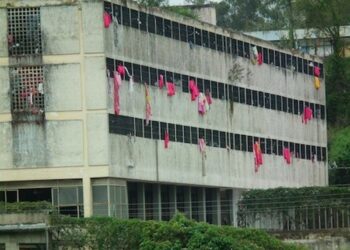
[0,201,52,214]
[52,213,304,250]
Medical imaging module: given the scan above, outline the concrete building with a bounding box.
[245,26,350,57]
[0,0,327,248]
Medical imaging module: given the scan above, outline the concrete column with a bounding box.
[6,242,18,250]
[83,177,92,217]
[216,189,221,226]
[169,185,176,218]
[232,189,242,227]
[137,183,146,220]
[185,187,192,219]
[153,184,161,220]
[199,187,206,222]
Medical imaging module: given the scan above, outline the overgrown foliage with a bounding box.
[51,213,304,250]
[165,6,198,19]
[0,201,52,214]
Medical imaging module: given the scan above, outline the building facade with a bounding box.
[0,0,327,247]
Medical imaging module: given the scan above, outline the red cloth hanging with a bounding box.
[158,74,164,89]
[145,84,152,126]
[167,82,176,96]
[302,107,313,124]
[205,89,213,105]
[257,52,263,65]
[117,65,125,76]
[198,138,206,153]
[283,148,292,164]
[103,11,112,28]
[189,79,199,101]
[314,66,321,77]
[164,131,169,148]
[253,142,263,172]
[114,71,122,116]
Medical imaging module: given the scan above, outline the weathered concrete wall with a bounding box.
[110,26,325,105]
[82,1,104,53]
[110,134,326,189]
[0,122,13,169]
[0,9,7,57]
[45,63,82,112]
[0,66,10,114]
[87,113,109,166]
[41,5,80,55]
[85,56,107,110]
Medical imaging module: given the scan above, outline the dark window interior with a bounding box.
[19,188,51,202]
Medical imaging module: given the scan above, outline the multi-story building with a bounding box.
[0,0,327,247]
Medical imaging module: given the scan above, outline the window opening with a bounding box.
[241,135,247,151]
[195,28,202,46]
[293,100,299,115]
[234,134,240,150]
[184,126,191,144]
[245,89,252,105]
[263,48,269,64]
[287,98,293,113]
[258,91,264,107]
[237,40,243,57]
[247,136,253,152]
[269,49,274,64]
[281,53,286,68]
[233,86,239,102]
[155,16,164,36]
[187,26,194,44]
[252,90,258,106]
[182,74,189,92]
[164,19,172,38]
[130,9,139,29]
[264,93,270,109]
[139,12,147,31]
[8,8,42,56]
[191,127,198,144]
[147,14,156,33]
[231,39,237,55]
[180,24,187,42]
[220,131,226,148]
[168,123,175,141]
[275,51,280,66]
[209,32,216,50]
[243,42,250,58]
[213,130,219,147]
[121,6,130,26]
[272,139,277,154]
[202,30,209,47]
[216,34,223,52]
[239,87,245,103]
[176,124,184,142]
[276,95,282,111]
[152,121,160,140]
[270,94,276,110]
[172,21,179,40]
[10,66,44,114]
[206,129,212,146]
[282,97,287,112]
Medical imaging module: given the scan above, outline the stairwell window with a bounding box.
[8,8,42,56]
[10,66,44,114]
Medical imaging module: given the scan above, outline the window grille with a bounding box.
[10,66,45,113]
[8,8,42,56]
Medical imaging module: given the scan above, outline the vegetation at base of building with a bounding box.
[50,213,304,250]
[0,201,52,214]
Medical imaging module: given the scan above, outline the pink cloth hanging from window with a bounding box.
[257,52,263,65]
[114,71,122,116]
[189,79,199,101]
[103,11,112,28]
[205,89,213,105]
[253,142,263,172]
[302,107,313,124]
[145,84,152,126]
[117,65,125,76]
[199,138,206,153]
[158,74,164,89]
[167,82,176,96]
[283,148,292,164]
[164,131,169,148]
[314,66,321,77]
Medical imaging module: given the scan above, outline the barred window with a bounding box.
[8,8,42,56]
[10,66,45,113]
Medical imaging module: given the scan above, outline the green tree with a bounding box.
[136,0,168,7]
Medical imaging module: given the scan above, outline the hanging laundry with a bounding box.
[302,106,313,124]
[198,92,207,115]
[314,66,321,77]
[164,131,169,149]
[199,138,206,153]
[283,148,292,164]
[145,84,152,125]
[253,141,263,172]
[167,82,176,96]
[158,74,164,89]
[189,79,199,101]
[205,89,213,105]
[103,11,112,28]
[314,76,320,90]
[257,52,263,65]
[114,71,122,116]
[252,46,258,58]
[117,65,126,76]
[128,76,134,93]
